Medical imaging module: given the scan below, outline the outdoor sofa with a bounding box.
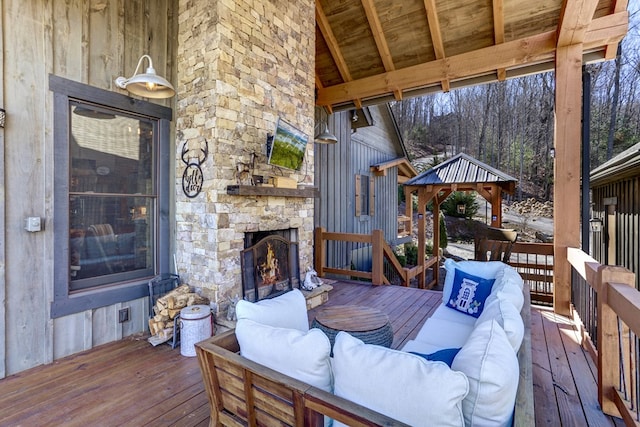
[196,261,533,426]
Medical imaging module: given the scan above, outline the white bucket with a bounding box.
[180,305,212,357]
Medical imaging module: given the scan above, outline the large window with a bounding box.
[50,75,172,318]
[70,104,156,290]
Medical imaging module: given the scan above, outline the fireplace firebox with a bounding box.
[241,230,300,302]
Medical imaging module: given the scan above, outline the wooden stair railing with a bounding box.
[314,227,438,288]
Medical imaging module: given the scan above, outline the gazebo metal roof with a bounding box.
[403,152,518,288]
[405,152,518,192]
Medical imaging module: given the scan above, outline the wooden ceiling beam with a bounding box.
[423,0,450,92]
[604,0,628,59]
[361,0,395,72]
[316,12,628,108]
[556,0,600,47]
[492,0,506,81]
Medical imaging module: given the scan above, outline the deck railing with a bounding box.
[567,247,639,424]
[509,242,555,306]
[314,227,438,288]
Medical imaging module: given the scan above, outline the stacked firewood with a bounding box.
[148,284,209,341]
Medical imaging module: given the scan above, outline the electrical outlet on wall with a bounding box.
[119,307,130,323]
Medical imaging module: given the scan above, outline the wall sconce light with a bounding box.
[589,218,603,232]
[456,203,466,215]
[0,108,5,128]
[115,54,175,99]
[549,147,556,158]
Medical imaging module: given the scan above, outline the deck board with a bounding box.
[0,281,624,426]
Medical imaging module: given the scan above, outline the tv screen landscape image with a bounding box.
[268,118,307,171]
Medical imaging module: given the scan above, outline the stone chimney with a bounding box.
[175,0,316,312]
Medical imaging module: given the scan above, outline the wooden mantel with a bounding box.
[226,185,318,198]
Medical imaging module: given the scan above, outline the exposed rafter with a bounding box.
[361,0,402,101]
[361,0,394,72]
[316,12,628,109]
[315,0,629,111]
[316,2,361,107]
[492,0,506,81]
[423,0,449,92]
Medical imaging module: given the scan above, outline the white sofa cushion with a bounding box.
[451,320,519,427]
[235,319,333,393]
[235,288,309,332]
[430,304,478,327]
[446,268,496,318]
[333,332,468,427]
[414,316,474,349]
[401,339,442,355]
[476,297,524,352]
[488,268,525,311]
[443,259,506,303]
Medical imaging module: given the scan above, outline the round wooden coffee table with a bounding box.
[311,305,393,349]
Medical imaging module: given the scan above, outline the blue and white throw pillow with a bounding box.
[446,268,495,318]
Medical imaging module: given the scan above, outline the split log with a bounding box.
[156,284,191,308]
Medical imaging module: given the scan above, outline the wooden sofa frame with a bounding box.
[196,291,534,427]
[195,331,408,426]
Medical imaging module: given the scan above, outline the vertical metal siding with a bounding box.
[592,175,640,290]
[315,108,403,272]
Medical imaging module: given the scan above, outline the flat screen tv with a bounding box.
[267,118,308,171]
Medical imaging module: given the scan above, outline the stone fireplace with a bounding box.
[174,0,316,316]
[241,229,300,302]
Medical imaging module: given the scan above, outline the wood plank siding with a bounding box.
[0,281,624,426]
[0,0,177,378]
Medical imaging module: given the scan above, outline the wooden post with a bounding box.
[553,43,583,316]
[417,189,427,288]
[314,227,326,277]
[371,229,384,285]
[405,186,413,234]
[490,186,501,228]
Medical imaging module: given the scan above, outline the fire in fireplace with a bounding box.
[241,229,300,302]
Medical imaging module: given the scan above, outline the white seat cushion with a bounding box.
[451,320,519,427]
[414,316,474,349]
[431,304,478,326]
[332,331,468,427]
[235,288,309,331]
[235,319,333,393]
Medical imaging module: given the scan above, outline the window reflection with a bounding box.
[69,103,156,290]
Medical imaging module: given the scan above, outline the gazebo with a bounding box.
[404,153,518,288]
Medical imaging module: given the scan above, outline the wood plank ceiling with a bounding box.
[315,0,629,112]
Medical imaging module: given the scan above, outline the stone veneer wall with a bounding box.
[175,0,316,313]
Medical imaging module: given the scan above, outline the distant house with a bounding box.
[590,143,640,289]
[314,104,416,271]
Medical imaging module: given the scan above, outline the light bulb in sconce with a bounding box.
[115,54,175,99]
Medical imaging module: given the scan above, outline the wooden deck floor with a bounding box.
[0,281,624,426]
